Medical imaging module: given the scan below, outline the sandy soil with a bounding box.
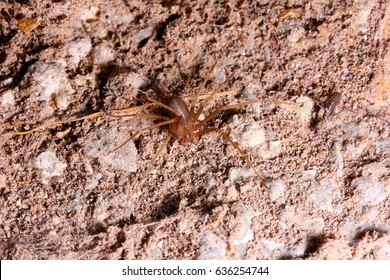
[0,0,389,260]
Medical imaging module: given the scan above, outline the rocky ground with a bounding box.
[0,0,389,259]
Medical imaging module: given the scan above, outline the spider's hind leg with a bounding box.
[196,127,268,189]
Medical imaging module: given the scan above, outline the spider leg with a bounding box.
[137,134,173,187]
[3,111,105,136]
[3,99,170,136]
[189,60,219,115]
[110,113,170,121]
[193,72,235,121]
[196,99,300,129]
[140,97,181,116]
[196,127,268,189]
[111,118,176,152]
[182,90,236,101]
[110,102,156,114]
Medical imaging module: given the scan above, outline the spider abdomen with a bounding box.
[164,96,195,142]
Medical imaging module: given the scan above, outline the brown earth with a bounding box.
[0,0,389,260]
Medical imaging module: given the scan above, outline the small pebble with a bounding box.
[229,115,266,148]
[197,231,227,260]
[1,90,15,107]
[66,38,92,67]
[93,46,116,66]
[134,27,153,43]
[30,62,75,111]
[35,151,67,177]
[287,27,306,43]
[306,178,334,211]
[82,6,100,22]
[268,179,286,205]
[84,127,137,173]
[125,73,149,89]
[352,176,387,209]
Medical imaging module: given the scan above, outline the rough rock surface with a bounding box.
[0,0,389,259]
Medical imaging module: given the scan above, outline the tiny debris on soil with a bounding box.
[0,0,389,260]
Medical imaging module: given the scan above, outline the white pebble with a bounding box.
[125,73,149,89]
[30,62,75,110]
[229,167,254,183]
[287,27,306,43]
[1,90,15,107]
[268,179,286,204]
[306,178,334,211]
[229,203,255,246]
[261,239,285,252]
[82,6,100,22]
[35,151,67,177]
[134,27,153,43]
[197,231,227,260]
[93,46,116,66]
[66,38,92,67]
[229,114,266,148]
[352,176,388,209]
[84,127,137,173]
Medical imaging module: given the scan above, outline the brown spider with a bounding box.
[3,60,297,188]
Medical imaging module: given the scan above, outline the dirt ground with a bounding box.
[0,0,389,260]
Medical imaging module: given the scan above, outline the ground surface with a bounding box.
[0,0,389,260]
